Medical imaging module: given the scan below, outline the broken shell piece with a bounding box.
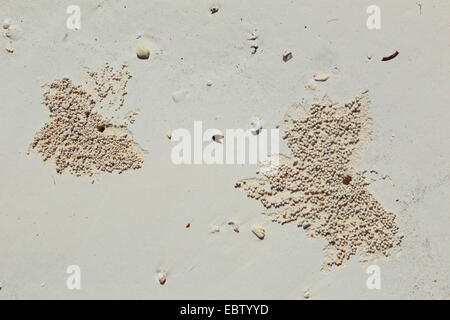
[5,41,13,53]
[136,45,150,59]
[250,119,262,135]
[283,52,293,62]
[252,225,265,240]
[167,130,172,140]
[228,220,240,233]
[156,272,166,285]
[304,289,310,299]
[306,80,317,90]
[212,134,224,143]
[313,73,330,82]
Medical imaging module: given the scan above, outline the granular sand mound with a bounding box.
[29,64,145,177]
[235,92,403,271]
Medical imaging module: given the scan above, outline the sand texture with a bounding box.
[0,0,449,299]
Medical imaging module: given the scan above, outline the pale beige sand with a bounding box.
[0,0,449,299]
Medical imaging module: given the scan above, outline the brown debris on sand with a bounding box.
[235,92,402,271]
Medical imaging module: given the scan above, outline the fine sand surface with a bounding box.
[0,0,449,299]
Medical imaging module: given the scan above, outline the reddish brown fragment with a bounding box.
[382,51,399,61]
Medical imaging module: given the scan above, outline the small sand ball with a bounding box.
[136,45,150,59]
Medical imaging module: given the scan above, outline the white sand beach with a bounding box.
[0,0,449,299]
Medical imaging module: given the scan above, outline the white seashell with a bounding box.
[156,272,166,285]
[228,220,240,233]
[250,119,262,135]
[5,41,13,53]
[304,289,310,299]
[2,18,10,29]
[251,225,265,240]
[136,45,150,59]
[313,73,330,82]
[4,25,22,41]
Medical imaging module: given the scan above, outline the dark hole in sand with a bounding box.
[97,125,105,133]
[343,175,352,185]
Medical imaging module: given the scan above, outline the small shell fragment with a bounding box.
[4,25,22,41]
[136,45,150,59]
[313,73,330,82]
[5,41,13,53]
[167,130,172,140]
[283,52,293,62]
[306,80,317,90]
[228,220,239,233]
[2,18,10,29]
[210,224,220,233]
[172,89,189,103]
[251,225,265,240]
[250,119,262,135]
[156,272,167,285]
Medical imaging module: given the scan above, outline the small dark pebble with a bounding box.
[283,52,293,62]
[381,51,399,61]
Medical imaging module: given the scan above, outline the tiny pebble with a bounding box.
[156,272,166,285]
[210,225,220,233]
[136,45,150,59]
[304,290,310,299]
[252,225,265,240]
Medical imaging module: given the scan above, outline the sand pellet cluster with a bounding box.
[84,63,131,112]
[29,64,145,177]
[235,92,402,271]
